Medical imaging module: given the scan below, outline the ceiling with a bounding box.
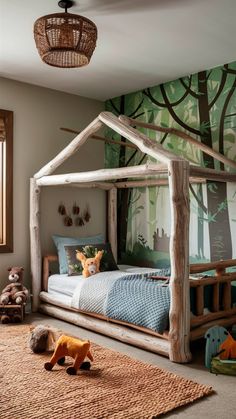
[0,0,236,101]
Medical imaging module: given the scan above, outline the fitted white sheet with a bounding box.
[47,265,162,298]
[48,274,83,297]
[43,265,168,313]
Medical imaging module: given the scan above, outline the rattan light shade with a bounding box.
[34,13,97,68]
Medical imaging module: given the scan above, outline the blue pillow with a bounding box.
[52,234,105,274]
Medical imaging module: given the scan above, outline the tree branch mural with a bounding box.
[106,60,236,265]
[143,67,236,261]
[108,95,147,258]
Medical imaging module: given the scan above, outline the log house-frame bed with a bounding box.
[30,111,236,363]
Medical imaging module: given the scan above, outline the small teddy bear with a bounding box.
[0,267,29,305]
[76,250,104,278]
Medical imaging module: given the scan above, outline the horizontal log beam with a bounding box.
[190,316,236,340]
[191,307,236,328]
[39,302,170,357]
[190,166,236,182]
[190,273,236,287]
[36,163,168,186]
[115,177,205,189]
[190,258,236,274]
[60,182,114,190]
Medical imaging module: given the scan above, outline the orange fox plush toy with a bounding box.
[44,335,93,375]
[219,332,236,360]
[76,250,104,278]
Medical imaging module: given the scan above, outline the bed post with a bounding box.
[30,178,41,312]
[168,160,191,363]
[108,187,117,262]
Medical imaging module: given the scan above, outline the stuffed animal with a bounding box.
[44,334,93,375]
[0,267,28,305]
[219,332,236,360]
[76,250,104,278]
[29,325,57,353]
[204,325,228,368]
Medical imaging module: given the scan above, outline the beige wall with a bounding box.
[0,77,105,292]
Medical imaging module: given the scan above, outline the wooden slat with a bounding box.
[222,282,232,311]
[196,285,204,316]
[212,282,220,312]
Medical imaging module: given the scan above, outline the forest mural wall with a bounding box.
[105,61,236,268]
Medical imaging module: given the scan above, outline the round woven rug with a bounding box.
[0,324,213,419]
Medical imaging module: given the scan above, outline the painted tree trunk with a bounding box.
[197,184,204,259]
[116,95,131,259]
[198,71,232,261]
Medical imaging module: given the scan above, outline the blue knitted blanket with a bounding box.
[71,269,170,334]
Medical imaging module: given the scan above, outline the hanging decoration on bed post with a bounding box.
[58,203,91,226]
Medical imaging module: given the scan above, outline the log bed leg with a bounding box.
[168,160,191,363]
[30,178,41,312]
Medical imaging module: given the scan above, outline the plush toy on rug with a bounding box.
[0,267,28,305]
[29,325,57,354]
[44,334,93,375]
[76,250,104,278]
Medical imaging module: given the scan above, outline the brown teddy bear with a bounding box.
[0,267,29,305]
[76,250,104,278]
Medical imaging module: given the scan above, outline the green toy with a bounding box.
[205,325,236,376]
[211,357,236,376]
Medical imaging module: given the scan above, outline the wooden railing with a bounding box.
[189,259,236,334]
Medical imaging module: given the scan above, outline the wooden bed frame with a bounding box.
[39,254,236,356]
[30,111,236,363]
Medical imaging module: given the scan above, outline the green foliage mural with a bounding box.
[105,61,236,267]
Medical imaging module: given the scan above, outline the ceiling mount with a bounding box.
[58,0,74,13]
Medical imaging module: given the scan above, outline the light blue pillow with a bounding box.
[52,234,105,274]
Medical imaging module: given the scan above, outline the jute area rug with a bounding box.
[0,325,213,419]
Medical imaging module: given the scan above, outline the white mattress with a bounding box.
[47,265,162,298]
[48,274,84,297]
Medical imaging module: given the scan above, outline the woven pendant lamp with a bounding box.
[34,0,97,68]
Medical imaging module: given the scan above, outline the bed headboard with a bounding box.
[43,254,58,292]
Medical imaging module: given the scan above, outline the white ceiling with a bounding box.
[0,0,236,101]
